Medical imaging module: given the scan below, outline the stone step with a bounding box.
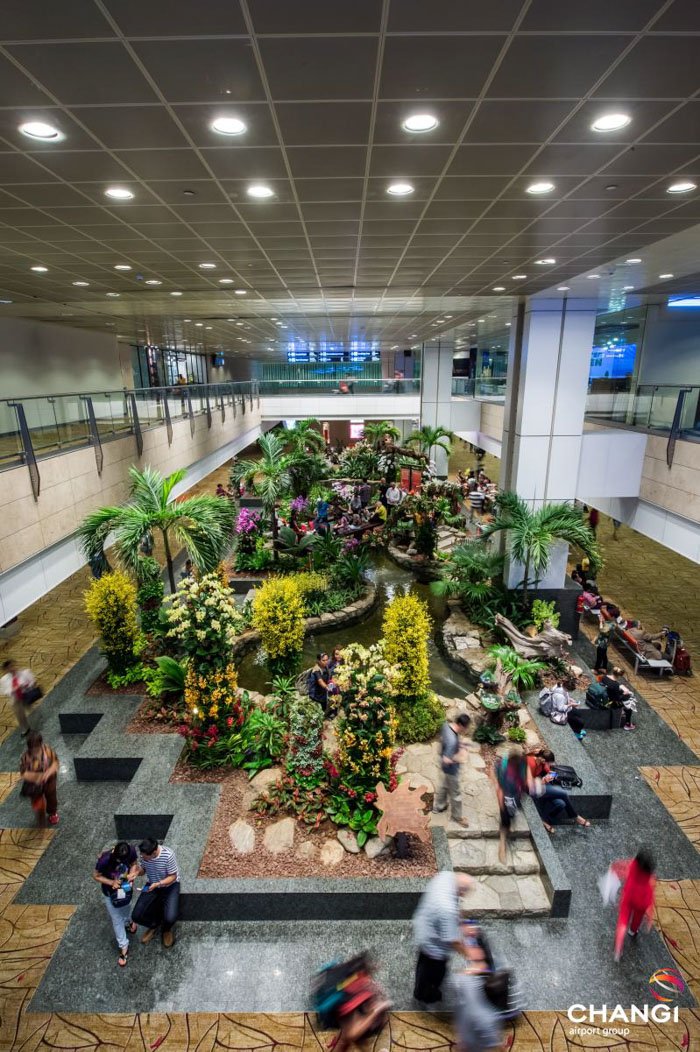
[460,873,551,918]
[444,809,530,839]
[449,836,540,876]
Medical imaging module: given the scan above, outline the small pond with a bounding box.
[235,553,472,698]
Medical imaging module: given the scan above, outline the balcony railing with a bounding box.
[0,381,260,481]
[585,383,700,439]
[258,377,420,395]
[451,377,507,400]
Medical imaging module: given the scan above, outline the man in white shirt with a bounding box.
[0,659,35,735]
[385,482,404,508]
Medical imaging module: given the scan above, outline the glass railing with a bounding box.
[451,377,507,400]
[585,383,700,438]
[258,377,421,396]
[0,381,260,471]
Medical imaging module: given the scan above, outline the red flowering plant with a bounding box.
[178,664,252,770]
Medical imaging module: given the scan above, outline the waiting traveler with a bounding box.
[130,837,180,948]
[413,870,473,1004]
[93,841,139,967]
[548,682,587,741]
[601,669,637,730]
[594,617,613,673]
[19,731,59,826]
[526,748,590,833]
[308,653,332,713]
[432,713,471,827]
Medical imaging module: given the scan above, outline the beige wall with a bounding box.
[1,317,132,398]
[480,402,504,442]
[0,402,261,573]
[640,435,700,523]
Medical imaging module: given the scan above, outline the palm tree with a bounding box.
[279,419,326,456]
[406,424,455,460]
[363,420,401,450]
[78,466,236,593]
[230,431,292,561]
[480,491,600,603]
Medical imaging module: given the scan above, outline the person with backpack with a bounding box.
[19,731,59,826]
[594,617,613,673]
[1,659,41,736]
[93,841,139,967]
[539,682,587,741]
[526,748,590,833]
[308,653,332,714]
[601,669,637,730]
[493,748,533,864]
[313,954,391,1052]
[432,713,472,827]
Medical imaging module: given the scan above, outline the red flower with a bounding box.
[207,724,219,738]
[226,716,234,727]
[347,788,357,798]
[364,791,376,803]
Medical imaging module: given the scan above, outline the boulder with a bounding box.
[263,817,295,854]
[364,837,388,860]
[320,839,346,867]
[295,841,317,861]
[337,829,360,853]
[249,766,282,791]
[228,819,255,855]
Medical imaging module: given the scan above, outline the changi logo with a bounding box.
[649,968,686,1003]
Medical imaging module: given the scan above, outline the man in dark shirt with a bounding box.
[432,714,471,826]
[309,653,331,713]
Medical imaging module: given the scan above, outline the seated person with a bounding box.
[571,564,585,587]
[626,624,666,661]
[328,646,344,679]
[548,682,587,741]
[369,501,387,527]
[526,748,590,833]
[215,483,232,499]
[601,668,637,730]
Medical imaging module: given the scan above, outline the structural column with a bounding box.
[419,339,454,476]
[500,296,597,587]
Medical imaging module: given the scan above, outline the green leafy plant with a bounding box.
[276,525,317,561]
[135,556,165,635]
[241,709,285,774]
[286,696,325,786]
[106,663,146,690]
[79,466,236,594]
[84,571,140,675]
[394,693,445,745]
[363,420,401,450]
[487,645,546,692]
[325,795,378,847]
[230,432,294,563]
[473,723,505,745]
[531,598,560,631]
[507,726,526,743]
[144,655,188,698]
[312,530,343,570]
[331,551,369,593]
[406,424,455,459]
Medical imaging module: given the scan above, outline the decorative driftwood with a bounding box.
[375,781,431,844]
[495,613,572,661]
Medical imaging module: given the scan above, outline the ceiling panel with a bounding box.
[487,36,630,98]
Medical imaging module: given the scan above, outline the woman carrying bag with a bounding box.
[93,841,139,967]
[19,732,59,826]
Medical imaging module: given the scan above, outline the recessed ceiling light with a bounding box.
[19,120,62,141]
[184,318,191,322]
[72,280,90,287]
[171,291,183,296]
[0,298,14,304]
[106,292,120,297]
[505,322,511,327]
[402,113,439,133]
[409,334,417,338]
[587,274,600,279]
[387,182,414,196]
[195,322,204,327]
[205,326,212,330]
[236,321,244,326]
[591,112,631,133]
[535,258,556,265]
[211,116,247,136]
[183,189,196,197]
[444,314,453,319]
[512,274,527,280]
[667,180,696,194]
[626,258,642,264]
[199,262,216,270]
[493,286,506,292]
[659,273,674,279]
[526,181,555,195]
[557,286,570,291]
[234,289,247,295]
[605,184,618,191]
[145,279,162,286]
[623,285,634,291]
[219,278,234,284]
[30,265,48,272]
[105,186,134,200]
[478,318,485,323]
[114,264,132,271]
[247,184,275,199]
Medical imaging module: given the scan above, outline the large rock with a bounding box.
[228,819,255,855]
[295,841,317,861]
[337,829,360,853]
[250,766,282,791]
[320,839,346,867]
[408,773,435,795]
[263,817,295,854]
[364,837,388,859]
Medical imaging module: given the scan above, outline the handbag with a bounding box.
[109,881,133,908]
[20,684,42,706]
[20,745,48,799]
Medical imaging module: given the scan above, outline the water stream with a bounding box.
[235,554,472,698]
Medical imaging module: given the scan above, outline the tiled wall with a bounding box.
[480,402,504,442]
[0,404,261,574]
[641,435,700,523]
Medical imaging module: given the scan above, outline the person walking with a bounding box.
[130,837,181,948]
[613,849,656,962]
[433,714,471,827]
[588,507,599,536]
[93,841,139,967]
[1,659,40,736]
[413,870,473,1004]
[19,732,59,826]
[493,748,533,864]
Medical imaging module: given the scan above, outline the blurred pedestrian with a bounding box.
[612,849,656,962]
[19,731,59,826]
[1,659,40,736]
[493,748,533,864]
[413,870,473,1004]
[433,713,471,827]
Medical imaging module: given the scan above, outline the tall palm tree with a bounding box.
[78,466,236,593]
[279,419,325,456]
[406,424,455,460]
[363,420,401,450]
[230,431,292,561]
[480,491,600,603]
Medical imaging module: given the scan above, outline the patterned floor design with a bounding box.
[1,466,700,1047]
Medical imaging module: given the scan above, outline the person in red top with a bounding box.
[613,849,656,961]
[588,507,599,536]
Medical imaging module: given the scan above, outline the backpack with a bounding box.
[312,955,372,1029]
[538,688,555,718]
[549,764,583,789]
[586,681,611,709]
[307,667,320,697]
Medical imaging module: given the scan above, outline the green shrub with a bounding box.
[144,655,188,698]
[84,571,140,674]
[136,556,164,636]
[286,696,325,786]
[106,663,146,690]
[473,723,505,745]
[507,726,526,743]
[394,691,445,744]
[531,598,560,631]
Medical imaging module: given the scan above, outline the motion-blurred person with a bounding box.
[1,659,40,736]
[413,871,473,1004]
[433,713,471,827]
[613,850,656,962]
[19,731,59,826]
[313,954,391,1052]
[493,748,533,864]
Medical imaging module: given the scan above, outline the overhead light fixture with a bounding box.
[505,322,511,327]
[587,274,600,279]
[605,184,618,191]
[205,326,212,330]
[219,278,234,284]
[211,116,247,136]
[199,262,216,269]
[106,292,120,297]
[72,280,89,286]
[626,258,642,264]
[659,273,674,279]
[114,264,132,271]
[247,184,274,199]
[623,285,635,291]
[666,180,696,194]
[30,265,48,272]
[526,181,555,195]
[184,318,191,322]
[402,113,439,133]
[171,291,183,296]
[195,322,204,327]
[145,279,162,285]
[409,334,417,338]
[387,182,414,196]
[234,289,247,295]
[493,286,506,292]
[591,112,631,133]
[668,296,700,308]
[535,258,556,265]
[512,274,527,280]
[19,120,63,141]
[557,286,570,291]
[104,186,134,200]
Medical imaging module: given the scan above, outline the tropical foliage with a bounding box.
[84,571,140,675]
[230,432,293,559]
[251,576,306,676]
[382,593,444,743]
[135,556,165,635]
[407,424,455,459]
[78,466,236,592]
[364,420,401,450]
[531,598,560,631]
[335,442,380,480]
[165,571,245,671]
[286,695,325,786]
